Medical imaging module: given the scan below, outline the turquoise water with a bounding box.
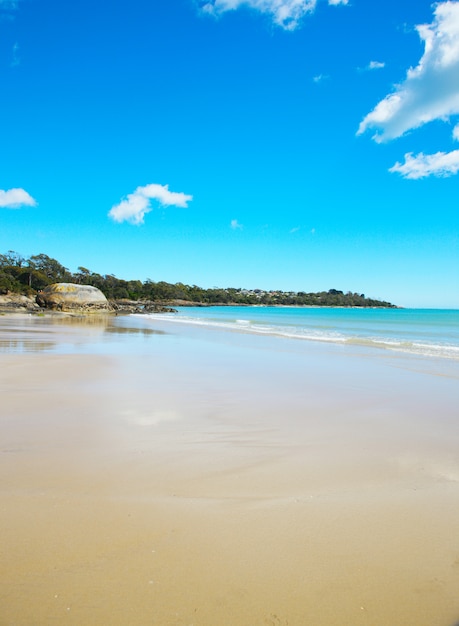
[143,307,459,360]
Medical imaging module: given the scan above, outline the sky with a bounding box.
[1,0,458,308]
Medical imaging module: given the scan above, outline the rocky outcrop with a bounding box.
[0,293,40,313]
[36,283,113,313]
[111,299,177,314]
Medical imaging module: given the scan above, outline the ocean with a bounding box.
[141,306,459,361]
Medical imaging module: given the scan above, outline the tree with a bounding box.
[0,251,25,268]
[29,254,71,282]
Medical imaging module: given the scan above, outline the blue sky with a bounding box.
[1,0,458,307]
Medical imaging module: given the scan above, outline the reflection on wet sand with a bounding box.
[104,325,165,336]
[0,314,166,353]
[0,339,56,352]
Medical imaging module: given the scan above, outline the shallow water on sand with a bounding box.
[146,306,459,360]
[1,314,459,625]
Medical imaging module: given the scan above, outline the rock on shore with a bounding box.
[0,293,40,313]
[1,285,177,315]
[36,283,113,313]
[111,299,177,314]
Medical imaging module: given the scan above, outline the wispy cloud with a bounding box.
[0,187,37,208]
[391,119,459,179]
[357,60,385,73]
[199,0,347,30]
[289,226,300,233]
[11,42,20,66]
[109,183,192,225]
[357,1,459,178]
[389,150,459,179]
[0,0,19,9]
[367,60,385,71]
[230,218,243,230]
[1,3,20,65]
[312,73,329,83]
[0,0,19,16]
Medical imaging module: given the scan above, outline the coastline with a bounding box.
[0,291,400,315]
[1,314,459,625]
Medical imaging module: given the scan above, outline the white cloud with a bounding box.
[389,150,459,179]
[289,226,300,233]
[358,2,459,142]
[368,60,385,70]
[453,122,459,140]
[0,187,37,208]
[199,0,347,30]
[313,73,329,83]
[230,218,243,229]
[109,183,192,225]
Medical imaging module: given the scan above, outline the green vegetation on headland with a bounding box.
[0,251,396,308]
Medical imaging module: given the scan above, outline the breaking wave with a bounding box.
[138,308,459,361]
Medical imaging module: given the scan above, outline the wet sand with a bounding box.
[1,314,459,625]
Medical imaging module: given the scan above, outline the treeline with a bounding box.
[0,251,396,308]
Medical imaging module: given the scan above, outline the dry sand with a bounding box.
[1,314,459,625]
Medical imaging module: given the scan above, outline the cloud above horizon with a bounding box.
[358,2,459,142]
[0,187,37,208]
[108,183,193,225]
[367,60,385,71]
[389,150,459,179]
[199,0,347,30]
[357,1,459,178]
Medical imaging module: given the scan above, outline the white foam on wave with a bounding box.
[345,336,459,359]
[136,313,459,360]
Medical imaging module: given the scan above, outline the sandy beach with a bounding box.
[1,313,459,625]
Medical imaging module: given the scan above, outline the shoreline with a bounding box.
[1,315,459,625]
[0,292,401,316]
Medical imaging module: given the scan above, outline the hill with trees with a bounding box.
[0,251,396,308]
